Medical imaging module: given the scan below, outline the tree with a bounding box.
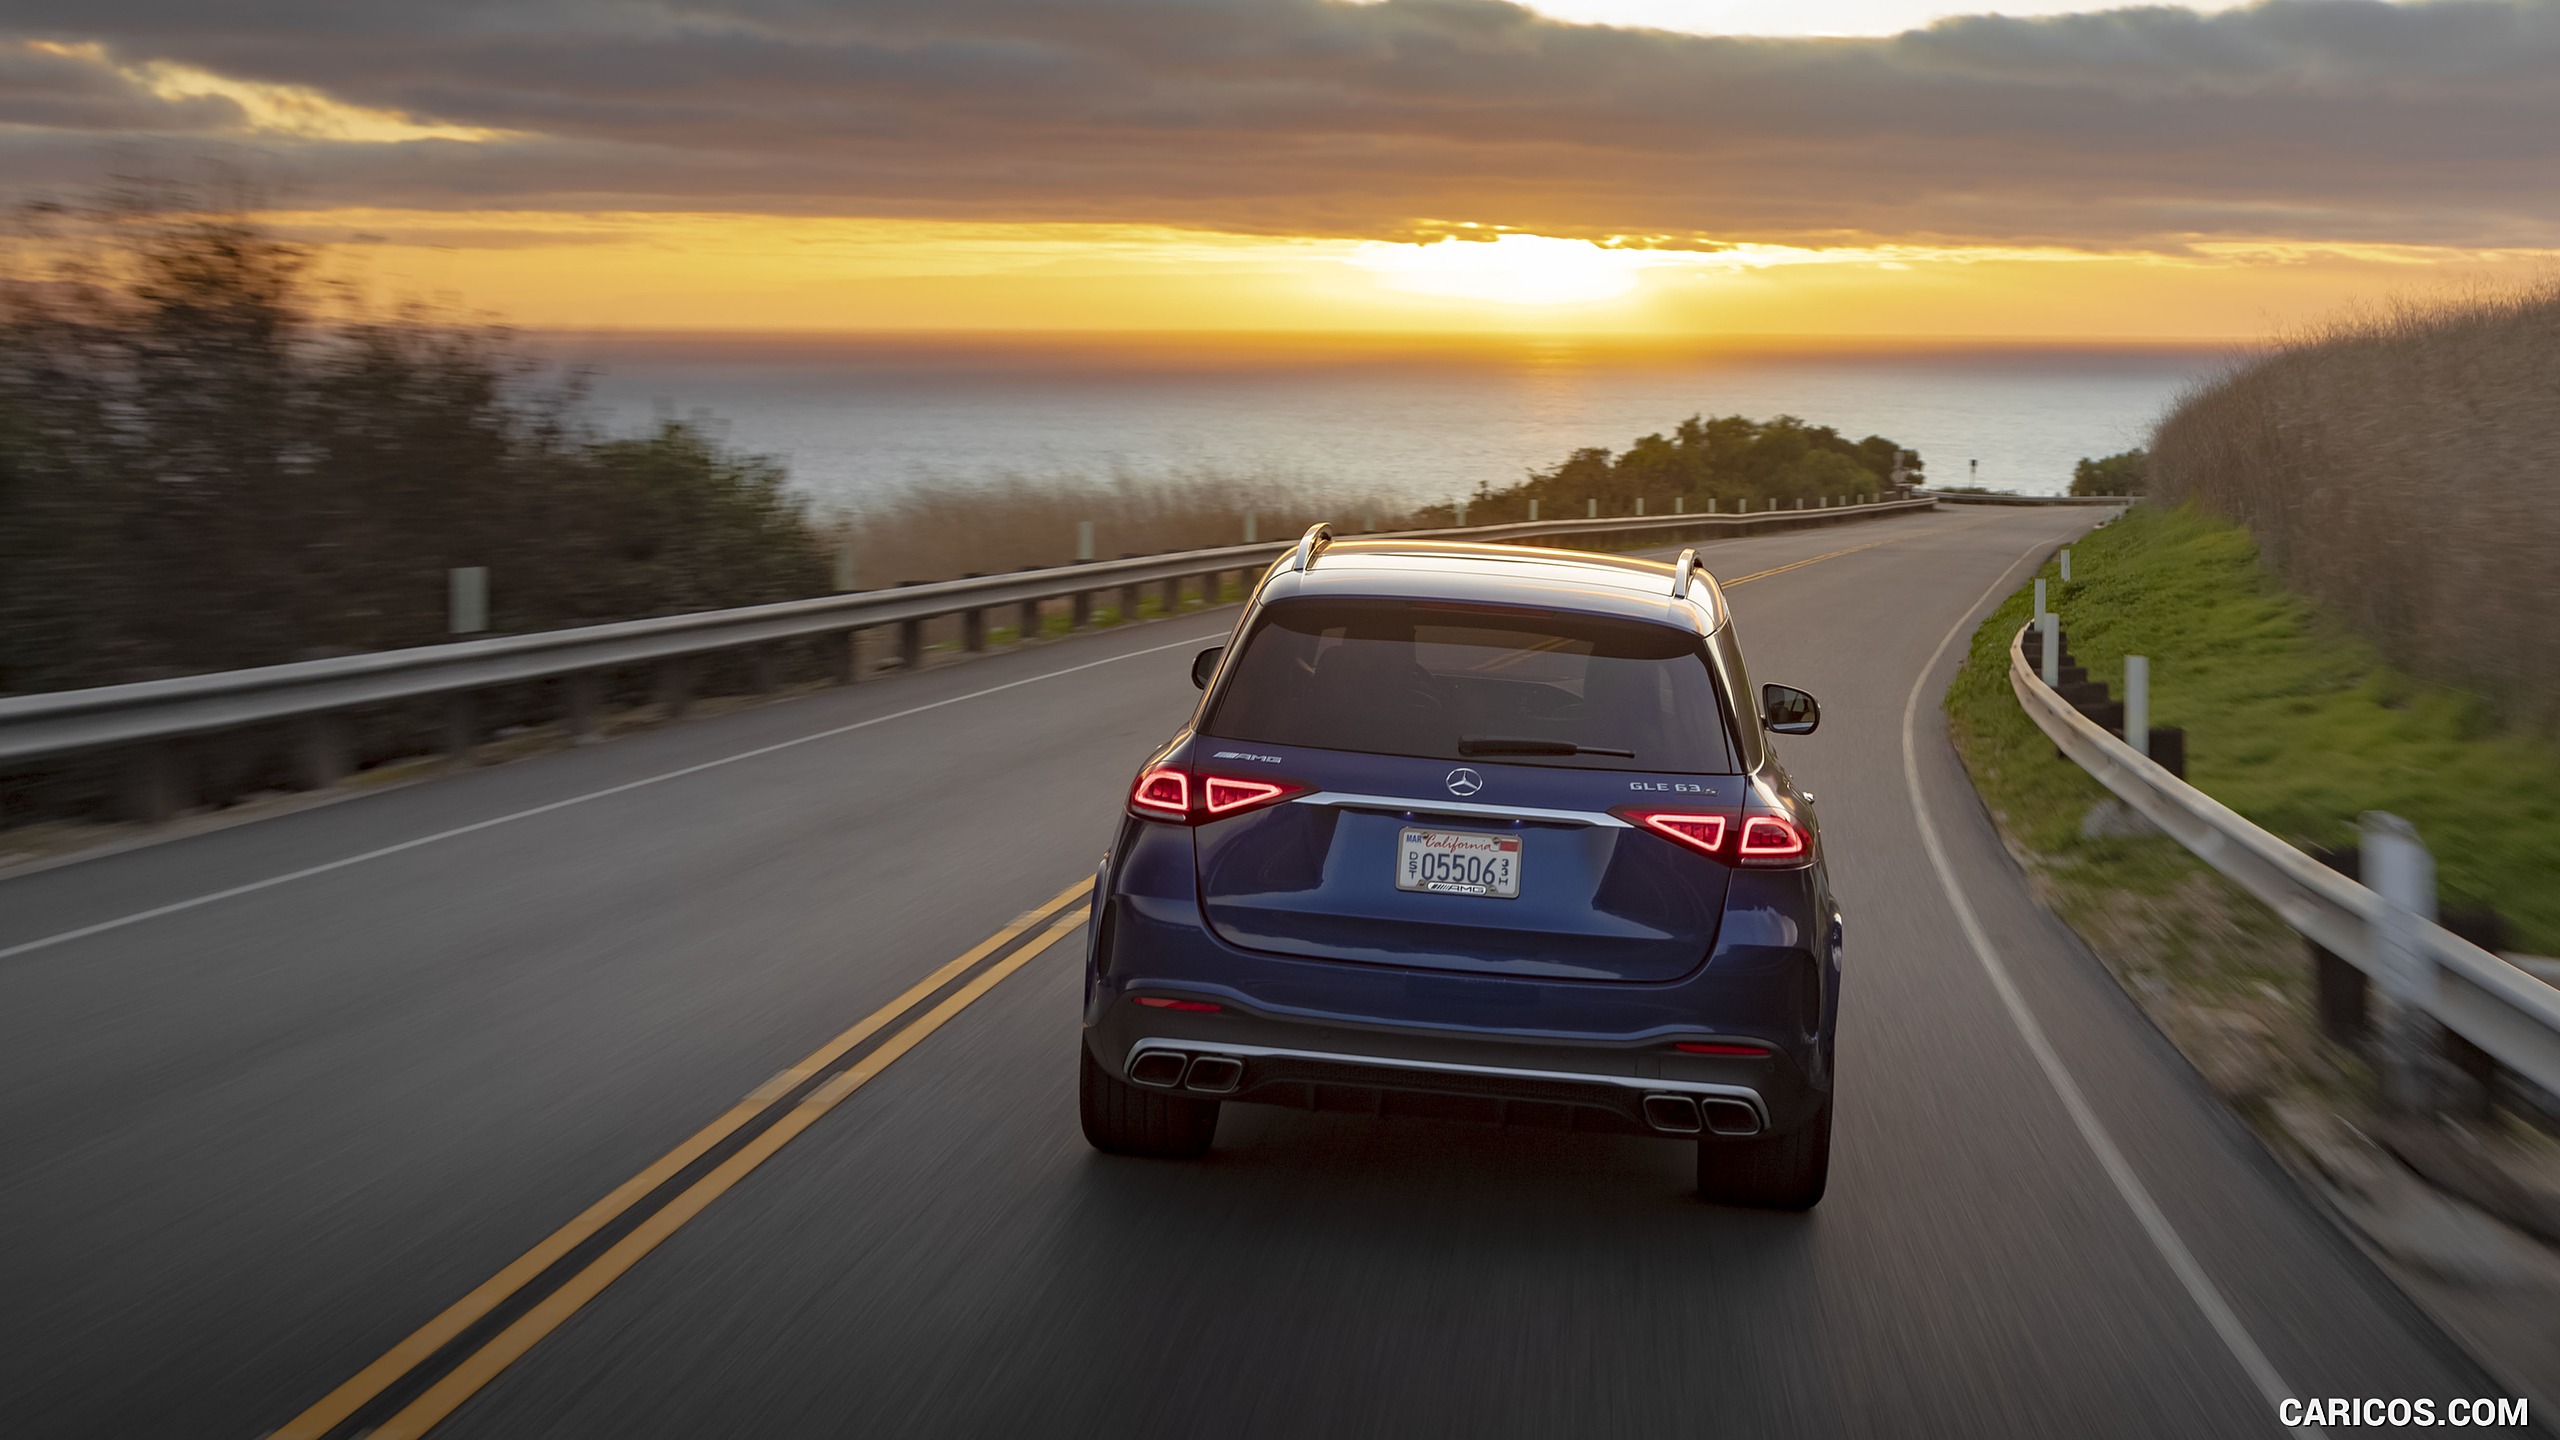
[2072,449,2148,497]
[0,189,828,695]
[1452,413,1918,520]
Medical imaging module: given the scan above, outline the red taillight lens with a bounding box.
[1131,767,1189,818]
[1129,766,1303,823]
[1625,810,1728,855]
[1203,776,1288,815]
[1736,814,1809,863]
[1675,1040,1771,1057]
[1134,996,1222,1012]
[1619,805,1807,866]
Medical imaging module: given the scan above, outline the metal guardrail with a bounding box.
[2008,624,2560,1097]
[0,497,1935,786]
[1922,491,2126,507]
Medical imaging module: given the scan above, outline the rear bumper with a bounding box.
[1083,994,1822,1139]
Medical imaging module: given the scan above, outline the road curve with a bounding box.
[0,507,2517,1438]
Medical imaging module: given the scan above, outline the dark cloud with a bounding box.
[3,0,2556,247]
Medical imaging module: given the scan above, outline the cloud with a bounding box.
[2,0,2557,248]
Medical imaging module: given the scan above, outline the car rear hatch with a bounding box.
[1188,594,1744,983]
[1194,750,1740,981]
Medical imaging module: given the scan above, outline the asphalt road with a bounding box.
[0,506,2520,1438]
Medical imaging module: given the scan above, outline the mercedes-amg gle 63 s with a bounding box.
[1078,526,1839,1208]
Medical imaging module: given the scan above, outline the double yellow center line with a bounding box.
[269,515,1969,1436]
[273,879,1093,1440]
[1717,519,1980,590]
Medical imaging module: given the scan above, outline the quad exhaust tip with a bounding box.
[1183,1055,1244,1094]
[1642,1094,1703,1134]
[1701,1098,1763,1137]
[1129,1049,1246,1094]
[1648,1093,1763,1137]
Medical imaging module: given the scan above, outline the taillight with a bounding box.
[1131,767,1189,819]
[1203,776,1288,815]
[1622,810,1728,856]
[1736,814,1810,865]
[1616,804,1810,867]
[1128,766,1304,824]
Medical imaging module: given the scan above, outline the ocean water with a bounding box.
[552,333,2230,513]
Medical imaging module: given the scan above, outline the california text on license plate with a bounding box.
[1396,827,1522,898]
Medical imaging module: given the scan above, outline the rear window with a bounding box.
[1201,599,1737,774]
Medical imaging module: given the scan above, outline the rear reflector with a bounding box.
[1134,996,1222,1012]
[1676,1040,1772,1057]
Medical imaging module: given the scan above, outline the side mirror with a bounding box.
[1191,646,1225,690]
[1761,683,1820,736]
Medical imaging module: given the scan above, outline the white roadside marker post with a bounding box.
[2033,578,2047,624]
[2124,655,2149,757]
[1075,520,1095,563]
[2362,812,2440,1113]
[1244,511,1256,544]
[1588,498,1598,519]
[2061,548,2073,582]
[2040,612,2060,688]
[449,567,488,635]
[1528,498,1539,522]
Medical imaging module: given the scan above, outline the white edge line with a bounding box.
[1897,523,2322,1439]
[0,631,1229,965]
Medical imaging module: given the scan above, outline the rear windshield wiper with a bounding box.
[1457,736,1636,758]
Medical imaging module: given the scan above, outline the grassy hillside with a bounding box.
[1949,503,2560,953]
[2150,282,2560,727]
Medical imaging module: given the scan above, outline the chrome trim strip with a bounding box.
[1124,1040,1768,1125]
[1291,791,1631,827]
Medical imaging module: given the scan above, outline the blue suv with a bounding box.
[1078,526,1840,1208]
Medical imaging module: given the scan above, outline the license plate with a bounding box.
[1396,828,1522,899]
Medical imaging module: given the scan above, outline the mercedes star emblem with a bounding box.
[1444,767,1484,797]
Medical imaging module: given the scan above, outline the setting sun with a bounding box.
[1350,234,1656,306]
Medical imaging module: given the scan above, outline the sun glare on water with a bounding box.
[1351,234,1659,306]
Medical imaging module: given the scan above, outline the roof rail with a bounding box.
[1287,522,1335,573]
[1670,547,1701,600]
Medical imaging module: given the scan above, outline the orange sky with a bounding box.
[290,210,2559,342]
[11,2,2559,343]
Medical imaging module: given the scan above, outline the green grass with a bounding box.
[1947,503,2560,953]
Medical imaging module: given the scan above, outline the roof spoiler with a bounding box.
[1286,522,1335,573]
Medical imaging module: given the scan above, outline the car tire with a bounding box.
[1696,1099,1830,1209]
[1079,1043,1220,1158]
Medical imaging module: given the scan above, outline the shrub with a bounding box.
[0,191,829,696]
[2071,449,2147,497]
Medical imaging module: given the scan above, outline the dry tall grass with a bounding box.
[2150,280,2560,726]
[830,470,1416,588]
